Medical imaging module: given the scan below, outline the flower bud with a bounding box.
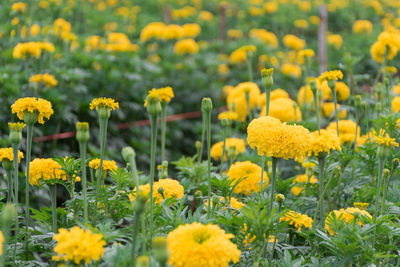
[76,122,90,144]
[201,97,213,113]
[158,187,165,198]
[383,168,390,178]
[275,193,285,203]
[136,256,150,267]
[2,203,17,224]
[309,80,317,94]
[376,83,382,101]
[194,190,202,198]
[392,158,399,169]
[132,191,148,214]
[152,236,169,265]
[2,159,13,172]
[146,93,161,115]
[376,102,382,113]
[355,95,362,109]
[195,141,202,150]
[221,118,229,127]
[261,68,274,90]
[122,146,135,163]
[23,111,39,125]
[211,195,220,206]
[327,79,336,92]
[97,107,111,120]
[384,77,389,90]
[8,122,25,145]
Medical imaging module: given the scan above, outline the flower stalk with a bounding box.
[76,122,90,224]
[310,80,320,134]
[219,118,228,175]
[268,157,278,214]
[328,80,339,136]
[49,184,57,233]
[202,98,213,216]
[160,101,167,162]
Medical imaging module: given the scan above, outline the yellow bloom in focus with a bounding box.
[291,174,318,196]
[353,20,373,34]
[280,210,313,231]
[218,111,238,121]
[29,158,67,186]
[372,129,399,148]
[260,97,302,122]
[11,97,53,124]
[325,207,372,235]
[280,63,302,78]
[283,34,306,50]
[319,70,343,82]
[308,129,341,156]
[12,2,27,12]
[129,178,184,204]
[174,39,199,55]
[327,34,343,49]
[0,148,23,163]
[326,120,358,144]
[247,116,311,161]
[227,161,268,195]
[167,222,240,267]
[29,74,58,87]
[210,138,246,161]
[322,102,347,119]
[89,97,119,110]
[52,226,106,264]
[89,158,118,172]
[146,87,174,105]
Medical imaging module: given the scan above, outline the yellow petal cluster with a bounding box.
[318,70,343,82]
[105,32,139,52]
[11,97,54,124]
[259,89,289,107]
[29,158,67,185]
[12,2,27,12]
[280,63,302,78]
[370,31,400,63]
[325,207,372,235]
[229,45,256,64]
[52,226,106,264]
[247,116,311,161]
[282,34,306,50]
[227,161,268,195]
[328,34,343,49]
[88,158,118,171]
[280,210,313,231]
[372,129,399,148]
[29,73,58,87]
[205,196,245,211]
[0,148,24,163]
[260,97,302,122]
[145,86,174,105]
[291,174,318,196]
[249,29,278,48]
[167,222,240,267]
[391,96,400,112]
[13,42,55,59]
[129,178,184,204]
[226,82,261,121]
[322,102,347,119]
[353,20,373,34]
[217,111,238,121]
[210,138,246,161]
[326,120,359,144]
[89,97,119,110]
[308,129,342,156]
[174,39,199,55]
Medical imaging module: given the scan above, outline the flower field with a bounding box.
[1,0,400,266]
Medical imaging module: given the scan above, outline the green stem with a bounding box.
[332,89,340,137]
[354,107,360,148]
[380,171,389,216]
[265,89,271,116]
[219,125,228,175]
[314,157,333,224]
[11,144,19,263]
[197,115,205,164]
[313,90,321,134]
[317,156,326,222]
[245,91,252,121]
[373,153,385,244]
[268,157,277,214]
[260,155,265,192]
[160,102,167,163]
[94,117,108,224]
[6,170,13,203]
[130,157,140,191]
[149,113,158,250]
[205,110,212,217]
[270,202,282,266]
[24,123,34,259]
[79,142,88,224]
[130,215,140,267]
[49,184,57,233]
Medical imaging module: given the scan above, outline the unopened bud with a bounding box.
[8,122,25,145]
[146,93,161,115]
[122,146,135,163]
[136,256,150,267]
[76,122,90,143]
[261,68,274,90]
[152,236,168,264]
[2,203,17,224]
[393,158,399,169]
[221,118,229,127]
[355,95,362,109]
[376,102,382,113]
[275,193,285,203]
[201,97,213,113]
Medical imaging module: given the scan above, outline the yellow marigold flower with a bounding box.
[334,81,350,101]
[227,29,243,39]
[372,129,399,148]
[218,111,238,121]
[145,87,174,106]
[392,83,400,95]
[29,73,58,87]
[297,85,315,105]
[264,2,278,13]
[370,39,398,64]
[8,122,26,132]
[182,23,201,38]
[325,207,372,235]
[227,161,268,195]
[129,178,184,205]
[229,45,256,64]
[29,158,67,186]
[322,102,347,119]
[11,97,54,124]
[298,49,315,64]
[259,89,289,107]
[210,138,246,161]
[308,129,341,156]
[283,34,306,50]
[167,222,240,267]
[353,202,369,210]
[302,162,316,168]
[89,158,118,171]
[89,97,119,110]
[327,34,343,49]
[140,22,166,42]
[280,210,313,231]
[163,24,184,40]
[385,66,397,74]
[249,29,278,48]
[294,19,308,29]
[227,82,261,121]
[30,24,40,36]
[52,226,106,264]
[0,148,23,163]
[247,116,311,161]
[205,196,245,211]
[391,96,400,112]
[353,20,373,34]
[12,2,27,12]
[326,120,359,144]
[291,174,318,196]
[319,70,343,82]
[309,16,320,25]
[280,63,302,78]
[174,39,199,55]
[198,10,213,21]
[218,63,229,75]
[260,97,302,122]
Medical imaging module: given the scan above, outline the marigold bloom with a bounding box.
[140,22,166,42]
[326,120,359,144]
[372,129,399,148]
[0,148,24,163]
[298,49,315,64]
[29,158,67,185]
[198,10,213,21]
[291,174,318,196]
[89,158,118,171]
[174,39,199,55]
[52,226,106,264]
[249,29,278,48]
[308,129,341,156]
[227,161,268,195]
[11,97,54,124]
[392,96,400,112]
[144,87,174,107]
[319,70,343,82]
[167,222,240,267]
[247,116,311,161]
[205,196,245,211]
[229,45,256,64]
[29,73,58,87]
[89,97,119,110]
[129,178,184,204]
[260,97,302,122]
[370,38,399,64]
[280,210,313,231]
[353,20,373,34]
[283,34,306,50]
[327,34,343,49]
[12,42,55,59]
[227,29,243,39]
[226,82,261,121]
[218,111,238,121]
[210,138,246,161]
[322,102,347,119]
[325,207,372,235]
[163,24,184,40]
[280,63,302,78]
